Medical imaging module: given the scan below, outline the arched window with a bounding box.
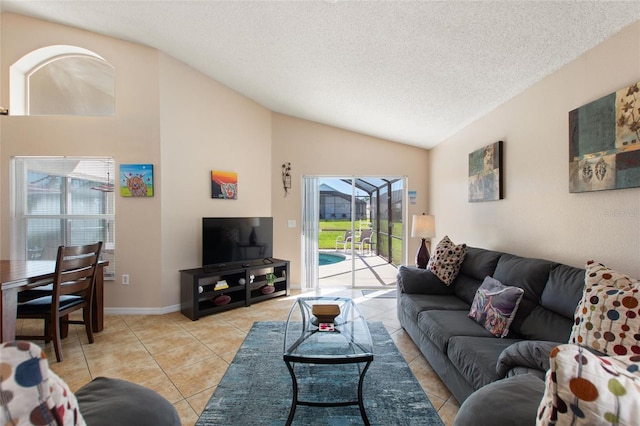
[10,45,114,116]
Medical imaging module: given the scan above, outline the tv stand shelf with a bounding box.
[180,259,290,320]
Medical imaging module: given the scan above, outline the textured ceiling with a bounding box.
[3,1,640,149]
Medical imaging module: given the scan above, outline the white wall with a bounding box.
[429,20,640,278]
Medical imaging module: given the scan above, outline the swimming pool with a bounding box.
[319,252,346,266]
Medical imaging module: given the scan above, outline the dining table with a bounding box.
[1,259,109,342]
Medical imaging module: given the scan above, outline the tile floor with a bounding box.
[16,287,460,425]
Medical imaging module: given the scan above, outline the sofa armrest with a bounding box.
[76,377,180,426]
[496,340,559,379]
[397,265,454,295]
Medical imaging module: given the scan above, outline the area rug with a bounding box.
[362,289,397,298]
[197,321,442,425]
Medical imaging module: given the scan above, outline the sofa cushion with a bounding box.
[458,247,503,282]
[397,265,455,295]
[569,261,640,356]
[492,254,553,335]
[540,263,585,319]
[452,274,485,305]
[536,344,640,426]
[418,310,493,353]
[455,374,544,426]
[76,377,180,426]
[427,235,467,285]
[399,293,470,321]
[447,335,522,391]
[517,305,574,343]
[469,276,524,337]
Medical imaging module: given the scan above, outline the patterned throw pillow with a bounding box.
[0,341,85,426]
[536,344,640,426]
[426,235,467,285]
[569,261,640,356]
[469,276,524,337]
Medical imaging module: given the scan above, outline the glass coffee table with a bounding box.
[283,296,373,425]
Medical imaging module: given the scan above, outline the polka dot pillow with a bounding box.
[536,344,640,425]
[569,261,640,356]
[426,235,467,285]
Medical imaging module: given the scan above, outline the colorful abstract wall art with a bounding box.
[120,164,153,197]
[211,170,238,199]
[469,141,503,202]
[569,81,640,192]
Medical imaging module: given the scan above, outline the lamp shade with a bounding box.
[411,214,435,239]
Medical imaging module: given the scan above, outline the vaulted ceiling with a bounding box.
[3,1,640,149]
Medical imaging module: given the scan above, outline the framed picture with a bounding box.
[468,141,503,202]
[211,170,238,199]
[120,164,154,197]
[569,81,640,192]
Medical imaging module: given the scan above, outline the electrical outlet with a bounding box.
[122,274,129,285]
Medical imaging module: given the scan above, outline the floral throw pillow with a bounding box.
[569,261,640,356]
[536,344,640,426]
[469,276,524,338]
[426,235,467,285]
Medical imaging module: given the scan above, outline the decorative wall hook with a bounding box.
[282,162,291,195]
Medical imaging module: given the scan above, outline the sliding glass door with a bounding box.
[302,176,405,290]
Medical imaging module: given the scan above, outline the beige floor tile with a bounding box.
[167,355,229,398]
[200,327,247,357]
[173,399,199,426]
[139,372,184,404]
[409,355,452,401]
[153,341,215,374]
[83,340,151,371]
[89,353,164,383]
[140,332,200,355]
[187,387,216,417]
[438,396,461,426]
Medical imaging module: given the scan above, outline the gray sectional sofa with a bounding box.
[396,246,586,424]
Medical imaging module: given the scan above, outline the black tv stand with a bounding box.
[180,258,290,321]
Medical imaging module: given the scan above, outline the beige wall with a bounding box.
[1,13,429,313]
[271,113,430,285]
[429,20,640,278]
[158,52,272,309]
[1,13,164,310]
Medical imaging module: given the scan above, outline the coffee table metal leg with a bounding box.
[358,360,372,426]
[284,360,298,426]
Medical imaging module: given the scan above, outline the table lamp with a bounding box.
[411,214,435,269]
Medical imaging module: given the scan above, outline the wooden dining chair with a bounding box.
[17,242,103,362]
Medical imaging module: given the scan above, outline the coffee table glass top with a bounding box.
[283,296,373,362]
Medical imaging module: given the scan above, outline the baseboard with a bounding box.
[104,303,181,316]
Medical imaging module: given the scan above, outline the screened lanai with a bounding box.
[317,177,404,289]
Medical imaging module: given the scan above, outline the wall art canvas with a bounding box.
[468,140,503,202]
[569,81,640,192]
[211,170,238,199]
[120,164,154,197]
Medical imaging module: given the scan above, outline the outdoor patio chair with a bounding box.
[354,229,373,254]
[335,230,353,251]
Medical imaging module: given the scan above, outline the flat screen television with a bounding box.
[202,217,273,267]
